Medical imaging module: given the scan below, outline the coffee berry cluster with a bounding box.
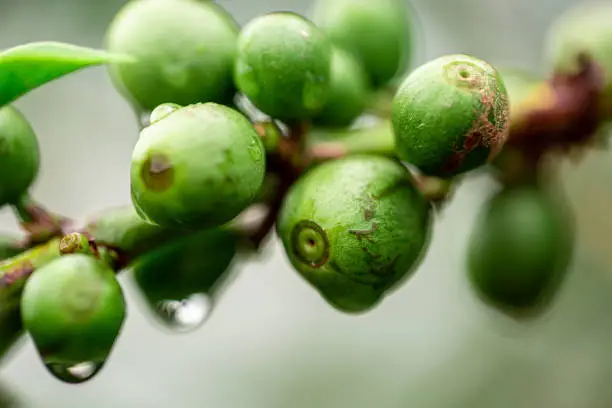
[0,0,610,385]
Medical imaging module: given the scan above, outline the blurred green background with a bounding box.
[3,0,612,407]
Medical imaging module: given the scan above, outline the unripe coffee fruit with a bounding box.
[106,0,239,112]
[234,12,332,121]
[21,254,126,364]
[130,103,265,229]
[277,155,431,313]
[392,54,509,177]
[0,105,40,205]
[313,0,412,88]
[467,185,574,318]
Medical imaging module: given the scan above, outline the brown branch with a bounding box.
[507,53,605,159]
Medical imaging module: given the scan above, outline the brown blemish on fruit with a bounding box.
[362,193,376,221]
[141,153,174,192]
[441,74,509,174]
[349,222,378,243]
[0,261,34,287]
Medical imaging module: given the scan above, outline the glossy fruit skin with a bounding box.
[21,254,125,364]
[467,185,574,318]
[0,105,40,205]
[277,155,431,313]
[313,47,370,128]
[132,227,237,305]
[545,2,612,117]
[131,103,265,229]
[234,12,332,121]
[392,54,509,178]
[312,0,412,88]
[106,0,239,112]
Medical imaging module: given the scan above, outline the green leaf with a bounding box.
[0,41,134,106]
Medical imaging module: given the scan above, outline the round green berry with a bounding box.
[132,227,236,305]
[234,12,332,121]
[277,155,432,313]
[106,0,239,112]
[0,105,40,205]
[313,47,370,128]
[392,54,509,177]
[467,185,574,318]
[312,0,412,88]
[130,103,265,229]
[545,2,612,117]
[21,254,126,364]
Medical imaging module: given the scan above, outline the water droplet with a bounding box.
[139,111,152,129]
[150,103,181,124]
[154,293,213,333]
[45,361,104,384]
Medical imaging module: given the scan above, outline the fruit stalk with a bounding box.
[0,238,62,361]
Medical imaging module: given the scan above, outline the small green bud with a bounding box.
[467,186,574,318]
[59,233,92,256]
[130,103,266,229]
[0,105,40,205]
[106,0,239,112]
[545,2,612,117]
[277,155,432,313]
[312,0,412,88]
[392,54,509,177]
[313,47,370,128]
[21,254,126,365]
[234,12,332,121]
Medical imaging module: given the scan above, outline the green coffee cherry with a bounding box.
[130,103,265,229]
[21,254,126,365]
[0,105,40,205]
[131,227,237,330]
[467,186,574,318]
[313,47,370,128]
[234,12,332,121]
[277,155,431,313]
[106,0,239,113]
[312,0,412,88]
[392,54,509,177]
[545,2,612,117]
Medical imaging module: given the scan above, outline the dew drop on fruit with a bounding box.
[44,361,104,384]
[154,293,213,333]
[139,111,152,129]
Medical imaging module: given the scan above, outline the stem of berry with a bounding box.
[11,195,73,246]
[0,237,62,360]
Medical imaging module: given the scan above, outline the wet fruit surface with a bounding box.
[392,54,509,177]
[234,12,332,121]
[106,0,239,112]
[21,254,126,364]
[130,103,266,229]
[277,155,432,313]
